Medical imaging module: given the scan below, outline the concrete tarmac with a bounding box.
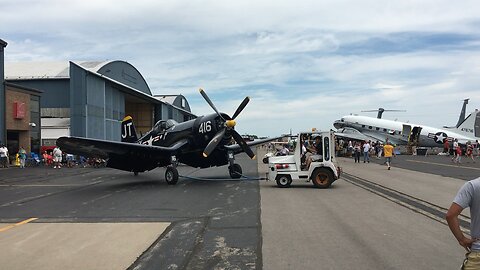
[258,149,469,270]
[0,152,261,270]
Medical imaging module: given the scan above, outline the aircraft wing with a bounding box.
[335,128,405,145]
[56,136,188,172]
[225,136,283,154]
[335,127,379,142]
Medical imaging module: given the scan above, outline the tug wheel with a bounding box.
[276,175,292,188]
[311,168,333,189]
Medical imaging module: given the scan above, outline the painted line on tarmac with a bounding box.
[343,173,471,234]
[406,159,480,171]
[0,217,38,232]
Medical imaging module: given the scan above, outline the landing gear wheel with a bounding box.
[276,175,292,188]
[165,166,179,185]
[311,168,333,189]
[133,171,139,176]
[229,163,242,179]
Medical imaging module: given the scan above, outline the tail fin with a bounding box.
[456,98,469,128]
[456,109,480,137]
[121,116,138,143]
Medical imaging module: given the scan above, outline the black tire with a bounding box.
[262,157,269,164]
[311,168,333,189]
[276,175,292,188]
[229,163,242,179]
[165,166,179,185]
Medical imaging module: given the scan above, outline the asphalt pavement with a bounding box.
[1,149,477,270]
[0,152,261,270]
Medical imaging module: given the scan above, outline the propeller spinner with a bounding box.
[199,88,255,159]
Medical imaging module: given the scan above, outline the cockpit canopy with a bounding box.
[153,119,178,133]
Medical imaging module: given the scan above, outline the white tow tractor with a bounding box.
[266,131,341,188]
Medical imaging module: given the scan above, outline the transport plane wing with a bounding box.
[57,89,280,185]
[335,127,404,145]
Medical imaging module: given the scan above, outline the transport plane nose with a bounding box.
[333,120,344,129]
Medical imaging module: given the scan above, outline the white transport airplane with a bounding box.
[333,100,480,147]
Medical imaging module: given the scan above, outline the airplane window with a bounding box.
[324,137,329,161]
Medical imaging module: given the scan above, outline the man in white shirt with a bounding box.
[363,141,371,163]
[53,146,63,169]
[452,139,459,161]
[0,145,8,168]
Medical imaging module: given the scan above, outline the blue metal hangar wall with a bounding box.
[5,60,196,144]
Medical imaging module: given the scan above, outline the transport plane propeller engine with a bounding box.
[57,89,278,185]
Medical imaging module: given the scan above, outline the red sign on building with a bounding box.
[14,101,26,119]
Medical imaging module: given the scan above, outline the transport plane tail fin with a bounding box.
[121,116,138,143]
[455,109,480,138]
[456,98,469,128]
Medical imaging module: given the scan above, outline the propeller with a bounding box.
[361,108,406,119]
[199,88,225,121]
[199,88,255,159]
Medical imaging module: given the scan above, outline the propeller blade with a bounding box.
[203,128,226,158]
[231,96,250,120]
[199,88,225,120]
[232,130,256,159]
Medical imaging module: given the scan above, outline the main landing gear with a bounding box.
[165,156,179,185]
[227,151,242,179]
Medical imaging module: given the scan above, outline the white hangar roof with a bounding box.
[5,61,111,80]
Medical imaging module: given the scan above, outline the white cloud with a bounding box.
[2,0,480,137]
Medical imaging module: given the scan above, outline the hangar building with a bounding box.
[5,60,195,148]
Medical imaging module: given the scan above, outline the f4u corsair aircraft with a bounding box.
[57,89,277,184]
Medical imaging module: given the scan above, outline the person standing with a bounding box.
[475,140,479,158]
[0,144,8,168]
[446,177,480,269]
[363,140,371,163]
[467,143,475,163]
[353,142,361,163]
[383,142,395,170]
[452,139,459,161]
[18,146,27,168]
[444,139,451,155]
[454,146,462,164]
[52,146,63,169]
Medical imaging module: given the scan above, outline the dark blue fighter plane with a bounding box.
[57,89,278,185]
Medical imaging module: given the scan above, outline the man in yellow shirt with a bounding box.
[383,142,395,170]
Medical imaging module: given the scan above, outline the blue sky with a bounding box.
[2,0,480,137]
